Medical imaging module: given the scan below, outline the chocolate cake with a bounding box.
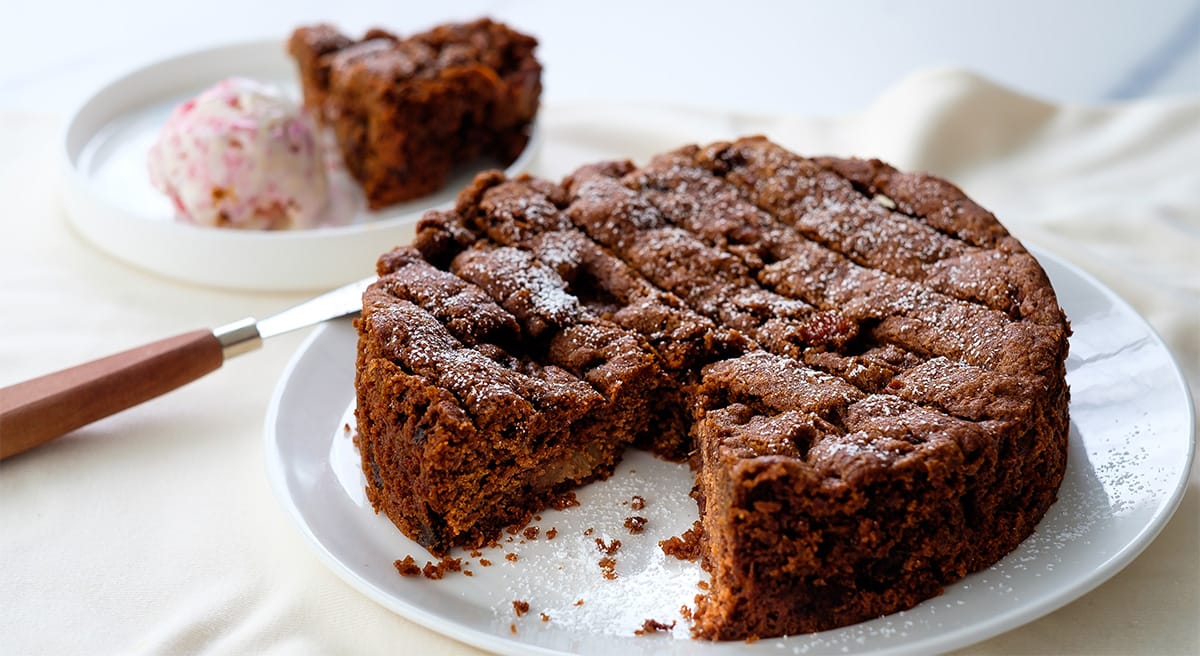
[354,137,1071,639]
[288,19,541,209]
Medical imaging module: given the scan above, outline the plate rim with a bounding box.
[263,320,570,656]
[262,245,1196,655]
[57,38,541,290]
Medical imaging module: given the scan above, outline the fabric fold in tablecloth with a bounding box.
[1,68,1196,655]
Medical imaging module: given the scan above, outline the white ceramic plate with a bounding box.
[59,40,541,291]
[264,248,1195,655]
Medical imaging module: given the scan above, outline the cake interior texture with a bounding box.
[353,136,1071,640]
[288,19,541,209]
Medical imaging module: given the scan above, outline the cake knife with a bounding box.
[0,276,376,461]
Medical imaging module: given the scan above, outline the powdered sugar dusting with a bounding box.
[486,246,581,324]
[296,222,1193,653]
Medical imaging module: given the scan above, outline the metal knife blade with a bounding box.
[213,275,376,359]
[0,275,378,460]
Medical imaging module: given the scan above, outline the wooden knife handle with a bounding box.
[0,330,224,461]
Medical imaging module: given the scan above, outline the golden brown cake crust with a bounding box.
[354,136,1070,640]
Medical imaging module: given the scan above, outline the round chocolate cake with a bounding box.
[354,136,1071,639]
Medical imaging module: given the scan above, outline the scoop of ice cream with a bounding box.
[148,77,329,230]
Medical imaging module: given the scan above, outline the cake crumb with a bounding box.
[510,623,517,634]
[634,618,676,635]
[419,556,463,580]
[523,526,540,540]
[631,495,646,510]
[660,520,703,561]
[545,527,558,540]
[574,599,585,606]
[540,613,550,622]
[599,556,618,580]
[680,605,693,621]
[342,422,351,434]
[506,525,521,535]
[464,570,474,576]
[479,558,492,567]
[512,600,530,617]
[595,537,622,555]
[551,491,580,510]
[583,527,595,537]
[470,550,482,558]
[505,552,519,563]
[394,555,422,577]
[534,514,542,521]
[624,516,647,534]
[697,580,710,590]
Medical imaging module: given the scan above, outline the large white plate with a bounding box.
[264,248,1195,655]
[59,40,540,291]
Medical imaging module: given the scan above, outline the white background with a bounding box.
[0,2,1197,655]
[2,0,1198,116]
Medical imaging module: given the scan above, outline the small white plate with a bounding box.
[264,248,1195,655]
[60,40,541,291]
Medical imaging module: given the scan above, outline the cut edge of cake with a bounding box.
[288,19,542,209]
[352,136,1071,640]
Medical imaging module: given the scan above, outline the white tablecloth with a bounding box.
[1,69,1196,654]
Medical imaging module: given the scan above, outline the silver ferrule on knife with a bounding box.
[212,275,376,361]
[213,318,263,359]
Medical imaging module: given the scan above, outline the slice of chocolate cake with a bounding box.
[289,19,541,208]
[354,136,1070,639]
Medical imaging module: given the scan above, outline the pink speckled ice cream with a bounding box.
[148,77,329,230]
